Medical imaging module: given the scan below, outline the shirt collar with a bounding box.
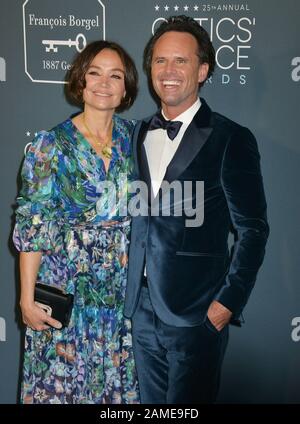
[161,98,201,124]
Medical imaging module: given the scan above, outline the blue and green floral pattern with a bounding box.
[13,116,139,404]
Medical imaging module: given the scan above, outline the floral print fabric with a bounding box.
[13,116,139,404]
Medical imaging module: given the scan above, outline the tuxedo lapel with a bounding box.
[135,118,153,202]
[164,99,213,184]
[135,99,213,203]
[134,120,148,179]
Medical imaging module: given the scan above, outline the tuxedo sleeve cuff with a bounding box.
[214,282,248,319]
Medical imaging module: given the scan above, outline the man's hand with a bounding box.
[207,300,232,332]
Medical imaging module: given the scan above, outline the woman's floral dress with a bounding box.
[13,116,140,404]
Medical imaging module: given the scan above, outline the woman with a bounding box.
[13,41,139,404]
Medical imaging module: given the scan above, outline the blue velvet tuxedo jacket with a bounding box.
[124,98,269,326]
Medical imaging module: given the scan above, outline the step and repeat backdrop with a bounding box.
[0,0,299,403]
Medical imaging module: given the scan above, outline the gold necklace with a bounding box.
[82,114,113,159]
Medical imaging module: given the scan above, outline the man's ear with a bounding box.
[198,63,209,83]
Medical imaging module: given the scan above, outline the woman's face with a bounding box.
[83,48,126,112]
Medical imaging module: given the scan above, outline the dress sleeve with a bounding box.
[13,131,62,252]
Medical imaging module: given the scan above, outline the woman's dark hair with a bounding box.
[143,15,215,86]
[66,40,138,113]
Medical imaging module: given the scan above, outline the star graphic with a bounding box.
[184,5,189,11]
[174,5,179,11]
[164,5,169,11]
[155,5,159,11]
[34,132,38,137]
[26,131,31,137]
[194,5,199,11]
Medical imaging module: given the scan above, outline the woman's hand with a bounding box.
[20,300,62,331]
[19,252,62,331]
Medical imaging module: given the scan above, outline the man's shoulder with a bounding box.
[197,98,251,136]
[210,110,257,153]
[211,111,245,133]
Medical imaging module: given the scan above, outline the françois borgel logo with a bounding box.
[23,0,105,84]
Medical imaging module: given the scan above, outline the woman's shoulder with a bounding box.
[50,117,74,137]
[27,129,56,163]
[113,115,137,133]
[27,118,73,161]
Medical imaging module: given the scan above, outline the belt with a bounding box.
[141,276,148,288]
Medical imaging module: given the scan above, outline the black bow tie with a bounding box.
[148,112,183,140]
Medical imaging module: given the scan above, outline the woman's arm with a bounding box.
[19,252,62,331]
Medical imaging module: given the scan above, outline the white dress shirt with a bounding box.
[143,99,201,276]
[144,98,201,197]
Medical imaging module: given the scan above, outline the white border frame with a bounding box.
[23,0,106,84]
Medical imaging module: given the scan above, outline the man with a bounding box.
[124,16,269,403]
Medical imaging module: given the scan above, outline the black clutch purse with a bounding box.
[34,283,74,327]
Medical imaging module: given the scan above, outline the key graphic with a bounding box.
[42,33,87,53]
